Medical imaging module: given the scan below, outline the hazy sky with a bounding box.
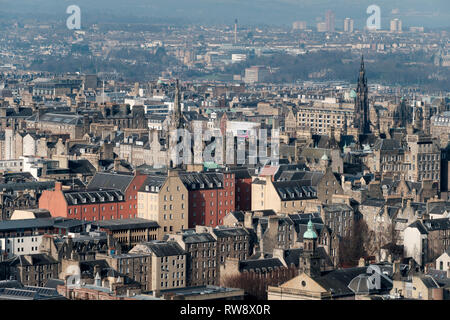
[1,0,449,28]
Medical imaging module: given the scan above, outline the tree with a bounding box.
[338,219,374,267]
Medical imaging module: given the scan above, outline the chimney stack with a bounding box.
[55,181,62,191]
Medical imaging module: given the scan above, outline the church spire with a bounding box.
[354,55,370,135]
[172,79,182,129]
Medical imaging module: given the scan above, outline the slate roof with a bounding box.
[139,175,167,193]
[0,181,55,192]
[141,241,186,257]
[94,218,159,231]
[272,180,317,201]
[407,221,429,235]
[212,227,248,238]
[63,189,125,205]
[239,258,284,272]
[87,172,134,193]
[227,168,252,180]
[180,172,224,190]
[422,218,450,231]
[428,202,450,215]
[373,139,404,151]
[3,107,33,118]
[6,254,58,267]
[180,232,216,244]
[226,211,245,223]
[361,198,385,207]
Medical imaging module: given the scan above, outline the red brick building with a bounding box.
[39,172,148,221]
[180,172,235,228]
[87,172,148,219]
[39,182,126,221]
[229,168,253,212]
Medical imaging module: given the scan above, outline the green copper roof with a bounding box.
[204,161,219,169]
[303,218,318,239]
[350,90,357,99]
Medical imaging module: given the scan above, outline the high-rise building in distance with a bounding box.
[317,22,327,33]
[390,19,402,32]
[325,10,335,32]
[292,21,307,30]
[344,18,354,33]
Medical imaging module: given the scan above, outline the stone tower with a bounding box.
[354,56,370,135]
[167,79,187,168]
[299,218,321,278]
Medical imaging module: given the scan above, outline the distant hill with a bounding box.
[0,0,449,28]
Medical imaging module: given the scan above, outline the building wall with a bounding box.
[138,173,188,239]
[0,235,43,259]
[39,183,68,218]
[404,227,425,265]
[235,177,252,211]
[152,253,186,291]
[188,173,235,228]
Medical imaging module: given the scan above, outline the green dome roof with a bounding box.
[303,218,318,239]
[349,90,357,99]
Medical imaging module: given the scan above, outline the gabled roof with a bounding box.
[87,172,134,193]
[239,258,284,272]
[63,189,125,205]
[179,172,224,190]
[139,174,167,193]
[272,181,318,201]
[138,241,186,257]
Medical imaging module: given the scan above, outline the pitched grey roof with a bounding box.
[63,189,125,205]
[272,180,318,201]
[181,232,216,244]
[212,227,248,238]
[139,175,167,192]
[180,172,224,190]
[373,139,404,151]
[422,218,450,231]
[94,218,159,231]
[143,241,186,257]
[239,258,284,272]
[87,172,134,193]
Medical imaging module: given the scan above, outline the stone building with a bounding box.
[127,240,187,291]
[137,170,188,239]
[0,254,59,287]
[167,231,219,287]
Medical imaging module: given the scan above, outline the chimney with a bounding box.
[114,158,120,172]
[358,257,366,267]
[55,181,62,191]
[393,260,401,275]
[244,212,253,229]
[153,290,161,298]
